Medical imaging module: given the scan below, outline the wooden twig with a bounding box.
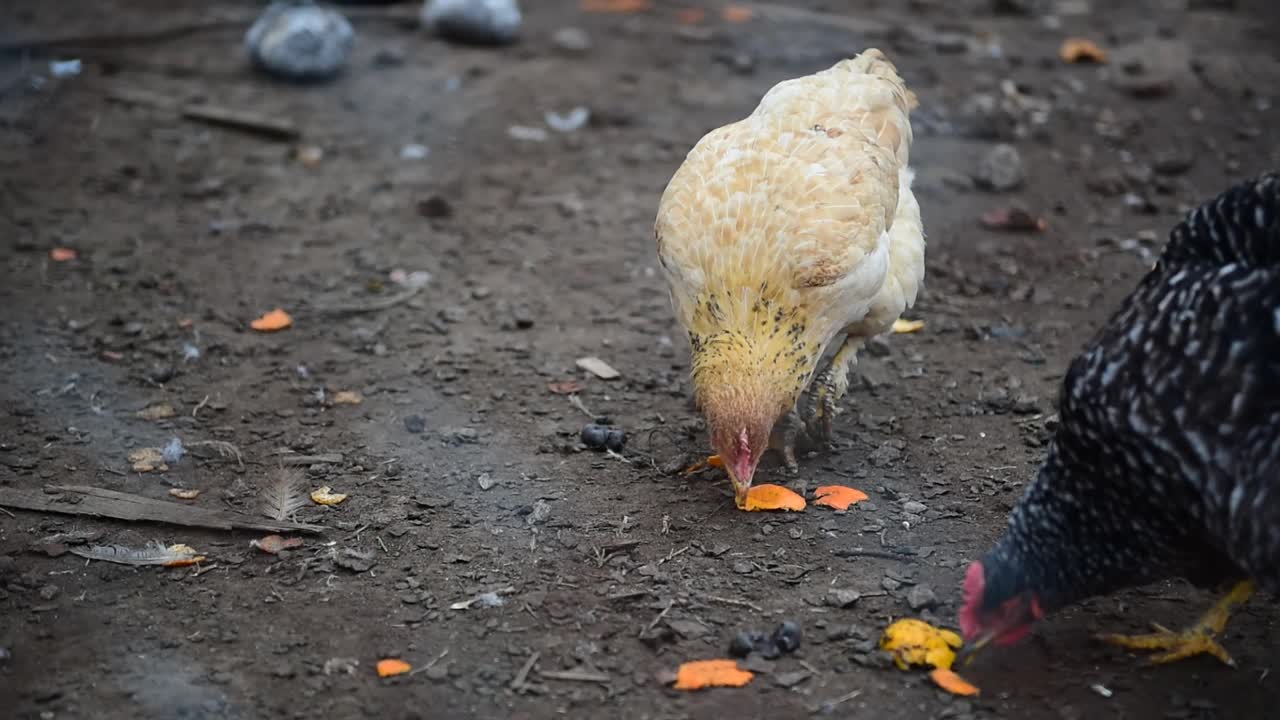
[0,485,324,533]
[511,652,540,691]
[0,6,418,53]
[106,88,301,141]
[539,669,610,684]
[704,595,764,612]
[307,286,423,316]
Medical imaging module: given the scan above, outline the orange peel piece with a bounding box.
[49,247,78,262]
[376,659,412,678]
[250,308,292,332]
[742,484,806,512]
[683,454,724,474]
[672,659,753,690]
[580,0,652,12]
[930,668,981,696]
[814,485,869,510]
[721,5,754,23]
[1059,37,1107,64]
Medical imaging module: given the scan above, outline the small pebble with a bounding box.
[404,415,427,434]
[421,0,521,46]
[826,588,861,608]
[907,584,938,610]
[551,27,592,54]
[974,143,1025,192]
[246,1,354,81]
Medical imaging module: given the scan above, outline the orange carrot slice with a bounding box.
[814,485,869,510]
[743,484,806,512]
[673,659,753,690]
[377,659,412,678]
[931,668,981,696]
[250,308,292,332]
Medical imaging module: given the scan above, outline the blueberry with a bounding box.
[773,620,802,654]
[728,631,756,658]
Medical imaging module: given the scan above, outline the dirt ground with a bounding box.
[2,1,1279,718]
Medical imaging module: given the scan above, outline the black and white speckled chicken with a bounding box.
[959,172,1280,666]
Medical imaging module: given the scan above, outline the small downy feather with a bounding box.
[71,540,205,567]
[259,465,309,521]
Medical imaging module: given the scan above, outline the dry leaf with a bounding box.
[137,403,176,421]
[376,659,412,678]
[547,380,584,395]
[892,318,925,334]
[721,5,753,23]
[49,247,78,262]
[71,541,205,567]
[310,486,348,506]
[930,668,981,696]
[1059,37,1107,64]
[980,208,1047,232]
[250,308,292,332]
[250,534,304,554]
[672,659,754,690]
[169,488,201,500]
[580,0,652,12]
[576,356,620,380]
[259,466,308,521]
[814,485,869,511]
[128,447,167,473]
[880,618,964,671]
[742,484,807,512]
[683,454,724,474]
[675,7,705,23]
[332,391,363,405]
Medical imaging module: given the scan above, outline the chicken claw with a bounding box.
[773,410,805,475]
[1099,580,1255,666]
[807,335,864,442]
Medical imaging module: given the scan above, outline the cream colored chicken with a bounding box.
[654,49,925,508]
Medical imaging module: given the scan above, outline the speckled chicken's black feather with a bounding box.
[978,172,1280,615]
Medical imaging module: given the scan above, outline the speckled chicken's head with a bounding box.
[690,327,815,508]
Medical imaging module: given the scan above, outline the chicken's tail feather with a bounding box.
[1161,172,1280,270]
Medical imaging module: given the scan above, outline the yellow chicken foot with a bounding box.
[1099,579,1256,666]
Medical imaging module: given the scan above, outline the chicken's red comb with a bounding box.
[958,561,985,639]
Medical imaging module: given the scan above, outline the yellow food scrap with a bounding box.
[332,391,363,405]
[137,403,176,421]
[892,318,925,334]
[310,486,348,506]
[128,447,167,473]
[879,618,964,671]
[169,488,201,500]
[164,544,206,567]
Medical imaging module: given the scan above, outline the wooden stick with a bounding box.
[0,485,324,534]
[106,88,300,141]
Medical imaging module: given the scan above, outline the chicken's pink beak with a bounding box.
[729,429,757,509]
